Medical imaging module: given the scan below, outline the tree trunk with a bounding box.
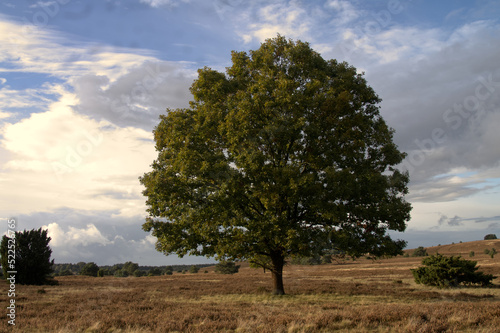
[270,253,285,295]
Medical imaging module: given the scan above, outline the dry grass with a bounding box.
[1,241,500,332]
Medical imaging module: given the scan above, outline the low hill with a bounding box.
[407,239,500,256]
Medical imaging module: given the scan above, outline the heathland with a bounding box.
[1,240,499,332]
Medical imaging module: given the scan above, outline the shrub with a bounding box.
[189,266,200,273]
[59,269,73,276]
[133,269,145,277]
[469,251,475,257]
[0,228,55,285]
[411,254,495,288]
[484,249,490,255]
[97,269,106,277]
[484,234,497,240]
[215,261,240,274]
[80,262,99,277]
[412,246,428,257]
[114,269,129,277]
[148,268,162,276]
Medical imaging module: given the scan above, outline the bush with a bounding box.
[133,269,145,277]
[215,261,240,274]
[189,266,200,273]
[484,234,497,240]
[412,246,428,257]
[114,269,129,277]
[80,262,99,277]
[122,262,139,276]
[59,269,73,276]
[411,254,495,288]
[1,228,55,285]
[484,249,491,255]
[148,268,162,276]
[469,251,475,257]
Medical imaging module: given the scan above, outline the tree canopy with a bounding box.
[140,35,412,295]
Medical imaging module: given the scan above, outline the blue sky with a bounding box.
[1,0,499,265]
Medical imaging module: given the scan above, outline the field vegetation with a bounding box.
[1,240,499,332]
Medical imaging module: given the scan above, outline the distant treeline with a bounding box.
[52,262,215,277]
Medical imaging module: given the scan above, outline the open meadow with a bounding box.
[1,240,500,332]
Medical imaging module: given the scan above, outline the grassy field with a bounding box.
[1,240,499,332]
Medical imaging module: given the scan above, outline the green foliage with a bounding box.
[469,251,475,257]
[0,228,55,285]
[122,262,139,276]
[484,234,497,240]
[140,35,411,294]
[133,269,145,277]
[484,249,490,255]
[148,267,163,276]
[411,254,495,288]
[114,269,129,278]
[97,269,106,277]
[189,266,200,273]
[79,262,99,277]
[215,261,240,274]
[412,246,428,257]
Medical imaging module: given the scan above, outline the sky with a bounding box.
[1,0,499,266]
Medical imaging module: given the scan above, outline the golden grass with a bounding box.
[1,243,499,332]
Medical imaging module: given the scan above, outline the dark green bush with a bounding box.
[412,246,428,257]
[113,269,129,277]
[215,261,240,274]
[484,234,497,240]
[79,262,99,277]
[1,228,55,285]
[411,254,495,288]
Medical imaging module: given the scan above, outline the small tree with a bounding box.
[114,269,129,277]
[122,262,139,276]
[148,267,162,276]
[0,228,55,285]
[412,246,428,257]
[469,251,475,257]
[484,234,497,240]
[189,265,200,274]
[411,254,495,288]
[80,262,99,277]
[133,269,145,277]
[215,261,240,274]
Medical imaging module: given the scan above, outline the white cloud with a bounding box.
[234,1,313,44]
[44,222,111,247]
[0,18,158,82]
[139,0,190,8]
[0,88,156,217]
[325,0,361,26]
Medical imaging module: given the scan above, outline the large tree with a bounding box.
[140,36,411,295]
